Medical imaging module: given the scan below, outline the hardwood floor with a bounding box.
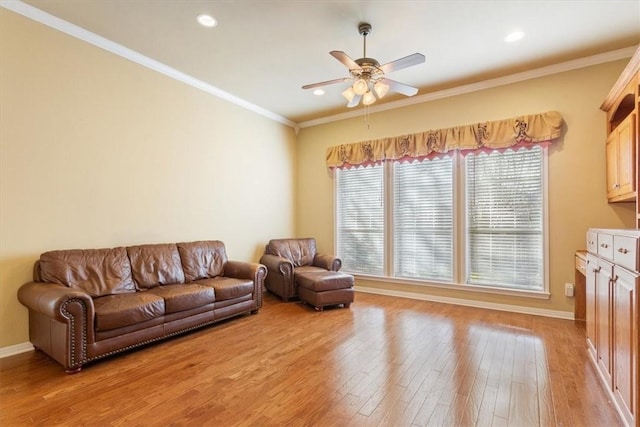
[0,291,622,426]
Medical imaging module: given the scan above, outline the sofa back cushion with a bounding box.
[39,247,135,297]
[177,240,227,282]
[266,238,317,267]
[127,243,185,289]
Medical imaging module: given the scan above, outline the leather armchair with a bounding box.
[259,238,341,301]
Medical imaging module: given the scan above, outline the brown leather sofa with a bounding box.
[17,240,266,373]
[259,238,341,301]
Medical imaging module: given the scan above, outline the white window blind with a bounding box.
[393,157,454,281]
[465,146,544,290]
[336,165,384,275]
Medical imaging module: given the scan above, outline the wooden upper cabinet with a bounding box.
[601,47,640,225]
[607,113,637,201]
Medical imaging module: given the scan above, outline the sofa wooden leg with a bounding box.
[65,366,82,374]
[344,303,351,308]
[314,306,324,311]
[250,309,259,315]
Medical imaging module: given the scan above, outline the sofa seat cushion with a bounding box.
[195,277,253,301]
[93,293,165,331]
[294,265,327,275]
[145,284,215,314]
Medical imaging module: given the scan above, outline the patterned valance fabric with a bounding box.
[326,111,564,169]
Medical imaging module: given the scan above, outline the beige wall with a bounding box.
[296,59,635,315]
[1,7,635,350]
[0,10,297,347]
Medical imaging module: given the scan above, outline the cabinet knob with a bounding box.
[617,248,629,254]
[600,243,609,248]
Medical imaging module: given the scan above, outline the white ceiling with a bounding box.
[11,0,640,124]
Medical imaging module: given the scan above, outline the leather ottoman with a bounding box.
[296,271,354,311]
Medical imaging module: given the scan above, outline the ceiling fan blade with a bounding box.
[330,51,362,70]
[347,94,362,108]
[382,78,419,97]
[302,77,350,90]
[380,53,425,74]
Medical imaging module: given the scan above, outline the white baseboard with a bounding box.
[355,285,574,320]
[0,342,34,359]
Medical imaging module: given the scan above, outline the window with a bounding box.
[466,146,544,290]
[393,157,453,281]
[336,164,384,275]
[335,147,547,293]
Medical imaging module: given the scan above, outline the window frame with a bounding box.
[334,148,550,299]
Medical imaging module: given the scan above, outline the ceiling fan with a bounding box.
[302,22,425,108]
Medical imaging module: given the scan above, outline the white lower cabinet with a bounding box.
[586,228,640,427]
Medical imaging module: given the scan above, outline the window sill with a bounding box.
[348,273,551,300]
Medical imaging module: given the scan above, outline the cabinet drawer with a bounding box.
[575,254,587,276]
[613,235,639,271]
[598,233,614,260]
[587,231,598,254]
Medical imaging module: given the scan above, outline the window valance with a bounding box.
[326,110,564,169]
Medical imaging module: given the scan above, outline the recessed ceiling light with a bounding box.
[196,14,217,28]
[313,89,325,96]
[504,31,525,43]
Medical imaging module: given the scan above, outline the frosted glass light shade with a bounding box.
[362,91,376,106]
[342,87,355,102]
[352,79,369,95]
[374,81,390,98]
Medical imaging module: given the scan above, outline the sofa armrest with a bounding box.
[17,281,95,372]
[259,254,293,276]
[18,281,95,322]
[259,254,296,301]
[313,253,342,271]
[224,261,267,310]
[225,260,266,282]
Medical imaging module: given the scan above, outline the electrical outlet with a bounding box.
[565,282,574,297]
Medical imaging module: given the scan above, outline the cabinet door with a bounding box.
[586,254,598,358]
[596,258,614,387]
[607,131,620,198]
[617,113,636,196]
[607,113,636,201]
[613,266,638,427]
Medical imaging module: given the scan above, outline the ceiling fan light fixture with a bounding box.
[374,81,389,98]
[362,91,376,106]
[342,87,355,102]
[352,78,369,95]
[301,22,425,111]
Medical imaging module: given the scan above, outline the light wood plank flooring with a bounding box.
[0,291,622,426]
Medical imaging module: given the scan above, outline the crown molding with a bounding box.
[2,0,636,131]
[298,45,638,129]
[0,0,297,128]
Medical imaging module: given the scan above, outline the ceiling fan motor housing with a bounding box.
[352,58,383,81]
[358,23,372,36]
